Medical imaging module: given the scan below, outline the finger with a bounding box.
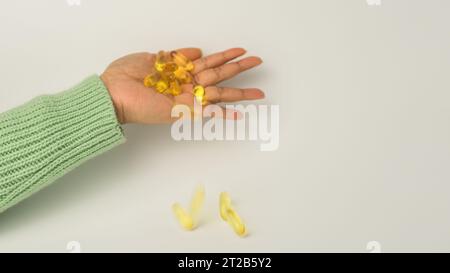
[174,92,195,106]
[210,107,243,120]
[205,87,265,103]
[192,48,246,74]
[173,93,242,120]
[180,83,194,94]
[174,47,203,61]
[194,56,263,86]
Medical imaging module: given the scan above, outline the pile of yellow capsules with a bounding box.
[144,51,207,105]
[172,185,246,237]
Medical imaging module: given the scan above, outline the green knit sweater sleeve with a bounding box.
[0,75,126,213]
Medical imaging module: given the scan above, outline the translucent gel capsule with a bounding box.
[193,85,207,105]
[172,203,194,230]
[163,62,178,73]
[219,192,246,237]
[144,72,160,87]
[171,51,194,71]
[168,81,181,96]
[172,185,205,231]
[224,207,246,236]
[154,51,165,72]
[155,51,170,72]
[155,80,168,93]
[173,67,191,83]
[190,185,205,222]
[182,74,192,84]
[161,70,176,82]
[219,192,231,221]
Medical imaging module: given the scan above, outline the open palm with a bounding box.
[100,47,264,124]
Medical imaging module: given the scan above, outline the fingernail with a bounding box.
[232,48,247,54]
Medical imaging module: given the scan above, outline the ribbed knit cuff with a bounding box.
[0,75,126,213]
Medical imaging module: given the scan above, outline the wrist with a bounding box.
[100,73,126,124]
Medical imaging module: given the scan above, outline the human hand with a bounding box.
[100,48,264,124]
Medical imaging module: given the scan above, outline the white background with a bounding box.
[0,0,450,252]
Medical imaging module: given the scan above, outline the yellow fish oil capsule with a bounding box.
[173,67,191,83]
[155,80,169,93]
[168,81,181,96]
[161,67,178,82]
[224,207,246,236]
[163,62,178,73]
[172,203,194,230]
[144,72,160,87]
[171,51,194,71]
[190,185,205,221]
[193,85,207,105]
[155,51,170,72]
[219,192,246,237]
[172,185,205,231]
[219,192,231,221]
